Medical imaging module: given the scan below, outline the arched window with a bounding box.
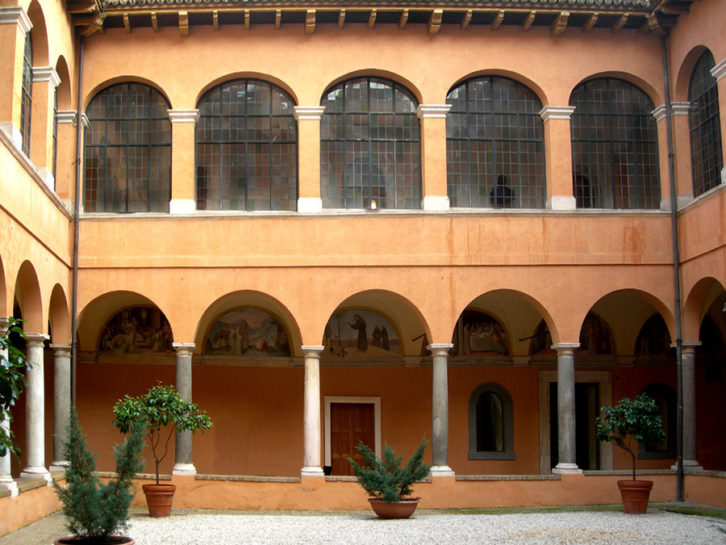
[468,383,514,459]
[196,79,297,211]
[640,383,675,458]
[446,76,545,208]
[570,78,660,209]
[21,32,33,156]
[689,51,723,197]
[320,77,421,209]
[84,83,171,213]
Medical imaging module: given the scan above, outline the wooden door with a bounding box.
[330,403,375,475]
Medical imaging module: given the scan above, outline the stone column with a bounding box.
[540,106,576,210]
[30,66,61,189]
[0,6,32,150]
[21,333,51,483]
[552,343,581,473]
[0,317,18,496]
[711,58,726,184]
[168,109,199,214]
[173,342,196,475]
[50,344,71,472]
[301,345,324,477]
[294,106,325,213]
[417,105,452,211]
[429,343,454,477]
[680,342,702,470]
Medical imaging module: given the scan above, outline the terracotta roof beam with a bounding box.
[399,8,408,29]
[492,10,504,30]
[123,12,130,32]
[368,8,377,29]
[212,10,218,29]
[552,11,568,36]
[178,10,188,36]
[150,11,158,31]
[305,9,315,34]
[523,10,535,31]
[613,13,628,31]
[338,8,345,28]
[460,9,472,29]
[583,12,598,31]
[244,9,250,29]
[428,8,442,34]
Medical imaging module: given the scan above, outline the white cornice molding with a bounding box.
[652,102,691,121]
[416,104,452,119]
[32,66,61,88]
[711,58,726,82]
[539,106,575,121]
[80,113,89,128]
[56,110,77,125]
[167,109,199,123]
[293,106,325,121]
[0,6,32,34]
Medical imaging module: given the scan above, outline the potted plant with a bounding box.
[595,393,666,514]
[349,439,430,519]
[54,411,145,544]
[112,383,212,517]
[0,318,30,458]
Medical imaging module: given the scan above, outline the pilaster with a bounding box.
[417,105,451,211]
[652,102,694,209]
[0,7,32,152]
[54,110,79,207]
[540,106,576,210]
[301,345,325,478]
[294,106,325,213]
[711,58,726,184]
[168,109,199,214]
[30,67,61,190]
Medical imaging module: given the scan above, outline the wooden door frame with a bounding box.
[324,396,382,469]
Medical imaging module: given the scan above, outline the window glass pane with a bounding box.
[476,392,503,452]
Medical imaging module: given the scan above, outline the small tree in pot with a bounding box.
[595,393,666,514]
[112,383,212,517]
[54,412,145,545]
[349,439,430,519]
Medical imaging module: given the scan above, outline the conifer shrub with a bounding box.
[54,412,145,544]
[349,439,430,502]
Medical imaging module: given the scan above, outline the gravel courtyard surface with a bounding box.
[3,508,726,545]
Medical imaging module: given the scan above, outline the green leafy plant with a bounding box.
[596,393,666,480]
[112,383,212,484]
[54,411,145,544]
[349,439,430,502]
[0,318,31,457]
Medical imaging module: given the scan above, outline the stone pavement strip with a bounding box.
[2,507,725,545]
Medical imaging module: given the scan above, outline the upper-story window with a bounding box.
[321,77,421,209]
[446,76,545,209]
[21,32,33,156]
[84,83,171,213]
[570,78,660,209]
[689,50,723,197]
[196,79,297,211]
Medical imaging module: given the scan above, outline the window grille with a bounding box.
[21,33,33,156]
[196,79,297,211]
[446,76,545,208]
[570,78,660,209]
[320,77,421,209]
[84,83,171,212]
[689,50,723,197]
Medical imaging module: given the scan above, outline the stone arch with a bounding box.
[48,284,71,344]
[674,45,713,102]
[320,70,422,105]
[195,72,298,108]
[26,0,49,66]
[195,290,302,358]
[448,69,548,107]
[14,260,43,333]
[54,55,72,110]
[683,277,725,341]
[570,71,662,109]
[322,290,430,359]
[83,77,171,111]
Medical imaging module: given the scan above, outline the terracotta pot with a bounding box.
[368,498,420,519]
[142,483,176,518]
[55,537,134,544]
[617,479,653,514]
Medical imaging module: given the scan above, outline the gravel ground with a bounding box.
[3,508,726,545]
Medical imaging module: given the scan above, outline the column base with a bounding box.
[172,463,198,476]
[297,198,323,213]
[300,466,325,478]
[547,196,576,211]
[0,477,19,497]
[422,196,450,211]
[49,461,70,473]
[430,465,455,478]
[552,463,582,474]
[671,459,703,472]
[20,467,52,484]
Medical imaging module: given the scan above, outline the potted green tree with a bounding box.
[54,412,145,545]
[112,383,212,517]
[349,439,430,519]
[0,318,31,458]
[595,393,666,514]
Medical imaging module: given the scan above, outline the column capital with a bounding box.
[301,345,325,357]
[0,6,32,34]
[711,58,726,82]
[32,66,61,88]
[674,340,701,352]
[172,342,195,356]
[167,109,200,123]
[49,343,71,355]
[24,333,49,347]
[551,342,579,353]
[416,104,452,119]
[0,316,9,334]
[293,106,325,121]
[427,343,453,356]
[539,106,575,121]
[652,102,691,121]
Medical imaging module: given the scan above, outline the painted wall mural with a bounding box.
[452,310,509,356]
[204,308,290,358]
[99,307,173,353]
[323,310,401,360]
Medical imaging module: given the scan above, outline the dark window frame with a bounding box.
[21,32,33,156]
[468,382,515,460]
